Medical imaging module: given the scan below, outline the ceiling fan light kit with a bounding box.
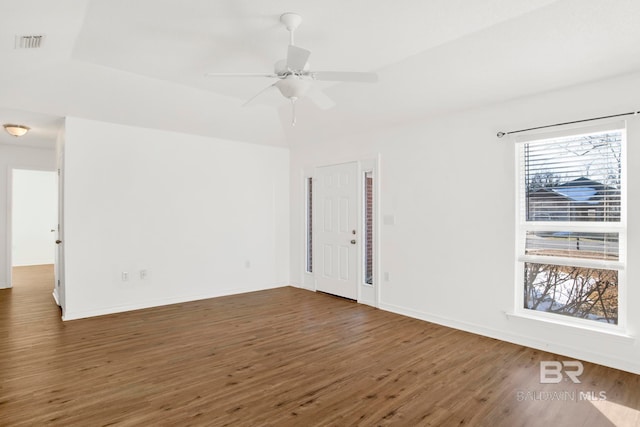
[275,76,310,99]
[206,12,378,126]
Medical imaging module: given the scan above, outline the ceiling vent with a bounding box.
[15,34,45,49]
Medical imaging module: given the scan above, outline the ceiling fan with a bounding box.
[205,13,378,125]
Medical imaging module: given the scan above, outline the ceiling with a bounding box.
[2,0,640,149]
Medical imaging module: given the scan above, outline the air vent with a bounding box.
[15,34,45,49]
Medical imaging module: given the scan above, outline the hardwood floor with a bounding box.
[1,266,639,426]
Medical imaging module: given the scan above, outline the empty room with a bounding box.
[1,1,639,426]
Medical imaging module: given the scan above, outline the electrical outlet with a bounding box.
[122,272,129,281]
[245,260,251,269]
[140,270,148,280]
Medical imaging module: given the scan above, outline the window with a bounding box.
[363,171,373,285]
[516,124,625,327]
[305,177,313,273]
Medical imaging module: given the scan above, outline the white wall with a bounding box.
[289,71,640,374]
[63,117,289,320]
[0,145,56,288]
[11,169,57,266]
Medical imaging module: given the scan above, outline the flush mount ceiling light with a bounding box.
[3,124,30,137]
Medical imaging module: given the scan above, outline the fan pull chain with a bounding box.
[291,98,297,126]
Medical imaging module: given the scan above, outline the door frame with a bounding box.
[54,142,65,314]
[304,157,380,307]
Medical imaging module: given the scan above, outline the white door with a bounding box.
[315,162,358,299]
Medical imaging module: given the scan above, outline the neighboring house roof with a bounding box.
[531,177,616,204]
[552,186,599,203]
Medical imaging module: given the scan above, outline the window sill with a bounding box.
[505,311,635,344]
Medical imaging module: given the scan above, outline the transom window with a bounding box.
[516,123,626,327]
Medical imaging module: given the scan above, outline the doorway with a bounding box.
[9,169,57,289]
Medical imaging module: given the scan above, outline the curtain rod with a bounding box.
[496,110,640,138]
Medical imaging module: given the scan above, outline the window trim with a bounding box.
[514,122,627,332]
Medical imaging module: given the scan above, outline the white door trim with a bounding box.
[4,166,11,289]
[359,157,379,308]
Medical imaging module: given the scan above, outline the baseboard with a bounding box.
[13,263,55,267]
[63,282,287,321]
[379,302,640,375]
[290,282,314,291]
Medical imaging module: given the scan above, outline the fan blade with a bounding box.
[287,45,311,71]
[205,72,279,78]
[242,84,277,107]
[312,71,378,83]
[306,87,336,110]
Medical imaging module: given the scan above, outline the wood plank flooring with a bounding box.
[1,266,639,426]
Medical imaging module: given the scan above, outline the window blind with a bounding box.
[519,130,623,223]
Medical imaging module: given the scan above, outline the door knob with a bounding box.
[350,239,356,244]
[55,240,62,244]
